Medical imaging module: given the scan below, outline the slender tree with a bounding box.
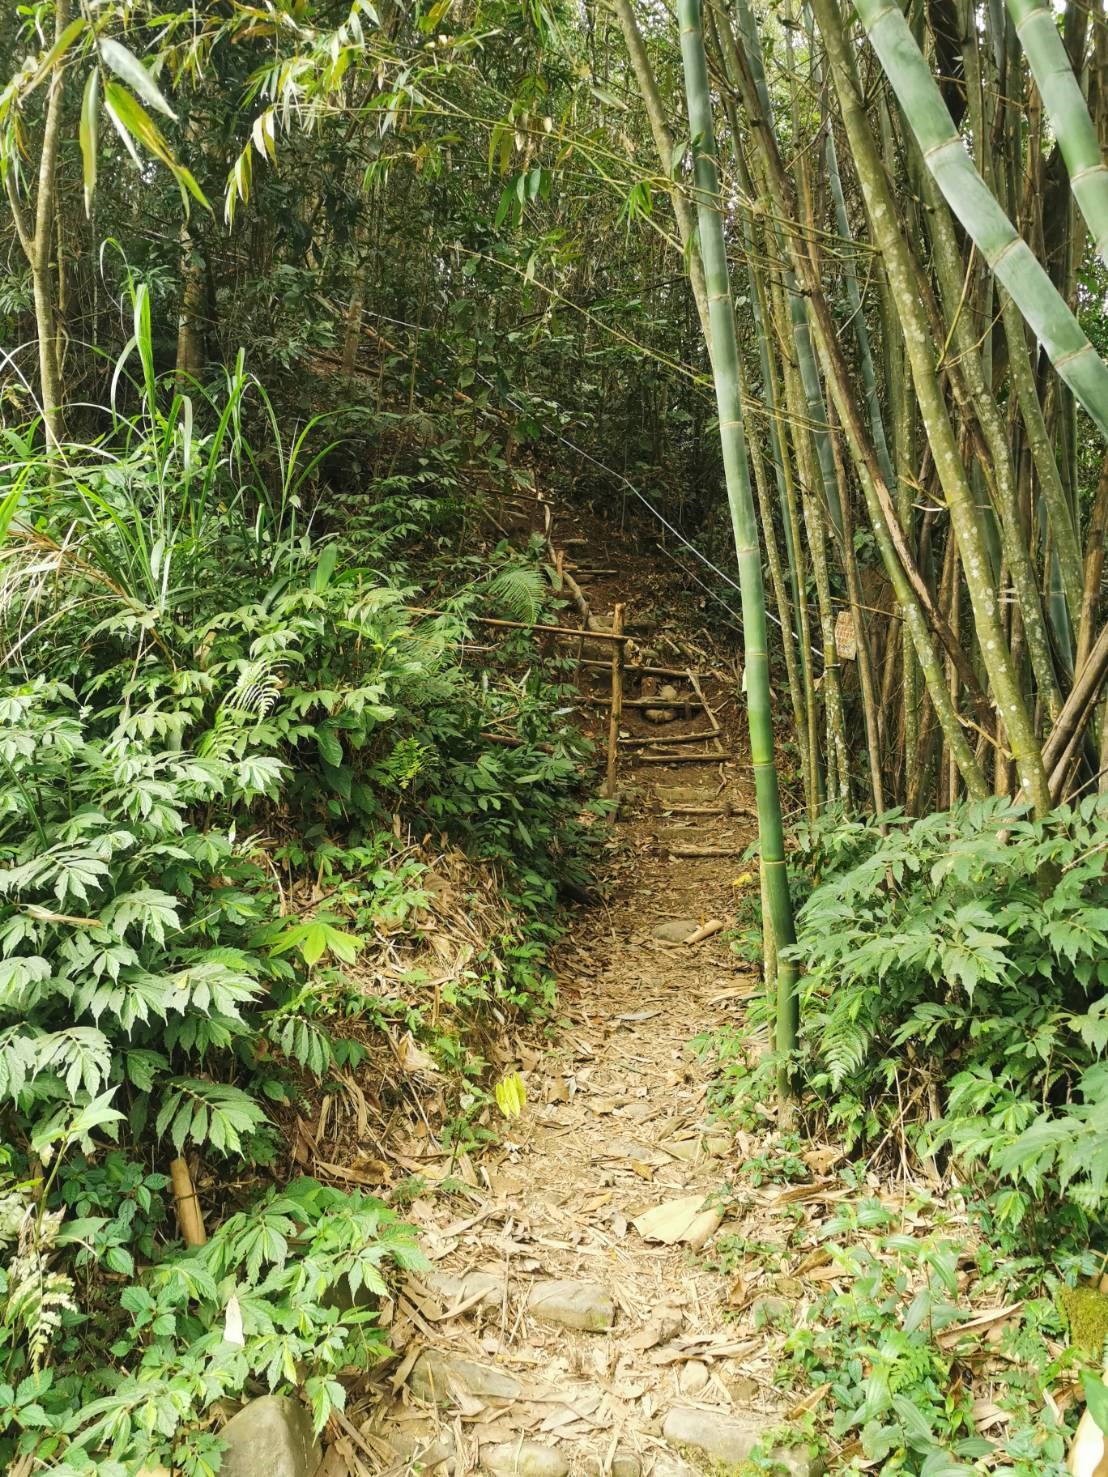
[676,0,799,1084]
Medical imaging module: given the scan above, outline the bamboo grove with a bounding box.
[636,0,1108,837]
[6,2,1108,1056]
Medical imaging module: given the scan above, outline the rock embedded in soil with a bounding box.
[750,1294,790,1325]
[650,1457,700,1477]
[651,919,698,943]
[644,685,681,723]
[216,1395,321,1477]
[482,1440,569,1477]
[422,1268,504,1310]
[677,1360,709,1396]
[583,1453,641,1477]
[527,1278,614,1332]
[408,1349,521,1404]
[662,1407,817,1477]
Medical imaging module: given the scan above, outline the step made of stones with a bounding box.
[527,1278,614,1332]
[408,1349,521,1405]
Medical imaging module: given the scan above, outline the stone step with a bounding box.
[662,1405,820,1476]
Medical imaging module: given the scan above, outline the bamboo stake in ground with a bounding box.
[606,603,625,799]
[170,1157,207,1247]
[677,0,799,1094]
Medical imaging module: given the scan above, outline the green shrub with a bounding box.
[0,347,602,1469]
[777,797,1108,1231]
[2,1164,424,1475]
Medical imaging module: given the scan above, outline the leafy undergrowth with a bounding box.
[703,797,1108,1472]
[706,1156,1085,1474]
[0,344,604,1473]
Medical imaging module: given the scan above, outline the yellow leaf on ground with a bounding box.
[495,1071,527,1118]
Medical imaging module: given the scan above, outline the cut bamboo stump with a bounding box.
[170,1157,207,1246]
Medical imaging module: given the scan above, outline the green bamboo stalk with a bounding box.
[877,98,922,802]
[676,0,799,1083]
[783,328,853,805]
[855,0,1108,444]
[712,41,823,816]
[915,165,1063,724]
[1000,292,1084,623]
[740,346,810,776]
[824,126,897,496]
[1007,0,1108,267]
[828,391,888,815]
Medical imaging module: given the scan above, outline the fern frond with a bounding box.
[486,565,546,623]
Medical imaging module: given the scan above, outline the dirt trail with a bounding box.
[351,664,817,1473]
[324,500,821,1476]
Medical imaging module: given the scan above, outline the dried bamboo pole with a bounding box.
[606,603,626,799]
[170,1157,207,1247]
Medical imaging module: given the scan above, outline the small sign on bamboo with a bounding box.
[834,608,857,661]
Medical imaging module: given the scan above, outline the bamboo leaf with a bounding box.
[494,1071,527,1119]
[28,15,87,93]
[79,69,99,214]
[103,82,209,212]
[98,37,176,120]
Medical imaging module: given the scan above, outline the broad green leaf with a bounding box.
[1083,1372,1108,1434]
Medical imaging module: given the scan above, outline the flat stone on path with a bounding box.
[650,1458,700,1477]
[662,1406,818,1476]
[611,1454,641,1477]
[216,1395,321,1477]
[482,1440,569,1477]
[582,1453,640,1477]
[651,919,698,942]
[422,1267,503,1309]
[527,1278,614,1331]
[409,1349,521,1404]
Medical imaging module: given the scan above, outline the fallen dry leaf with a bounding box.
[627,1307,684,1351]
[788,1381,831,1419]
[396,1032,439,1075]
[632,1195,723,1249]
